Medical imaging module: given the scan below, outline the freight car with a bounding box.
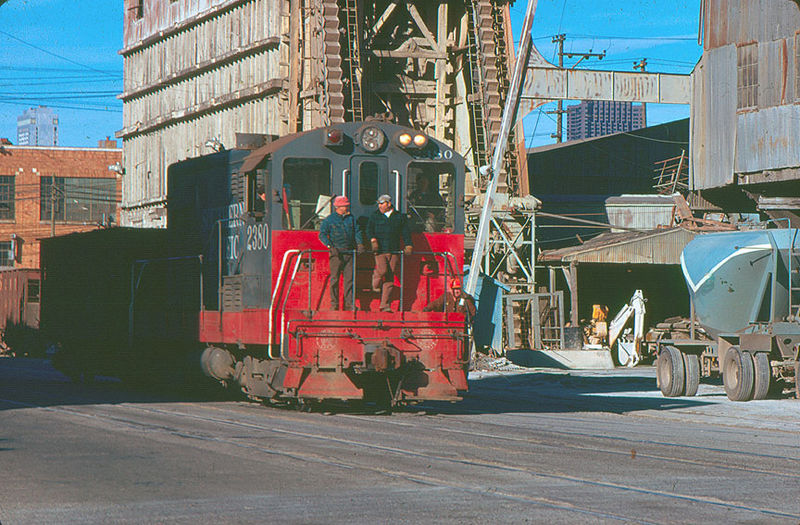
[654,228,800,400]
[40,228,201,383]
[0,268,41,356]
[46,121,470,407]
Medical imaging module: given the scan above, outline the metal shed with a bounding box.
[539,227,699,326]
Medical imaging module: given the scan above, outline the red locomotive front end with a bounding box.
[178,122,471,407]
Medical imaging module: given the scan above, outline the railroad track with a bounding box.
[5,396,798,523]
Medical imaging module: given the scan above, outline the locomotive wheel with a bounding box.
[682,352,700,397]
[657,346,685,397]
[750,352,771,401]
[722,346,754,401]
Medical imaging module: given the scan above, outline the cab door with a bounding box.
[349,156,395,215]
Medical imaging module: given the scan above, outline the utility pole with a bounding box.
[633,58,648,127]
[546,34,606,143]
[547,34,566,143]
[50,179,56,237]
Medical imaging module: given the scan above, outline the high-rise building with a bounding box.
[566,101,645,141]
[16,106,59,146]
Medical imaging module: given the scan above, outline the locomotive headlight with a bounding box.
[413,134,428,148]
[397,132,413,147]
[360,126,386,152]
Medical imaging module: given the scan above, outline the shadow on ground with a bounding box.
[415,370,721,415]
[0,357,239,413]
[1,356,723,416]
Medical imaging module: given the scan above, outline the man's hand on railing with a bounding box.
[329,246,339,257]
[357,244,366,254]
[403,245,413,256]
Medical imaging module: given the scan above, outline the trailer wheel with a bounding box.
[750,352,770,401]
[657,346,685,397]
[723,346,754,401]
[682,352,700,397]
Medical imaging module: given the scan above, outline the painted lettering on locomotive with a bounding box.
[168,121,470,406]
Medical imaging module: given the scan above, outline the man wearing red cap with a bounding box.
[423,277,476,320]
[319,195,365,310]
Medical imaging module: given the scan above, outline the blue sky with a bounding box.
[0,1,701,148]
[0,0,123,147]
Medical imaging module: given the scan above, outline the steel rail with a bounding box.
[36,400,800,522]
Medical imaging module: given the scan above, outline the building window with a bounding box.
[131,0,144,19]
[40,177,117,224]
[0,241,11,267]
[0,176,14,220]
[737,43,758,110]
[27,279,40,304]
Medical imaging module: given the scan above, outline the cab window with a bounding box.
[282,158,332,230]
[358,161,379,205]
[406,162,455,233]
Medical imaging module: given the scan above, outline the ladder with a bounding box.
[465,1,491,189]
[342,0,364,122]
[790,229,800,320]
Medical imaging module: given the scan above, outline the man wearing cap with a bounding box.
[423,277,476,321]
[319,195,365,310]
[367,194,412,312]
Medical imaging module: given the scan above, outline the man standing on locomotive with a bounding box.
[319,195,365,310]
[367,194,412,312]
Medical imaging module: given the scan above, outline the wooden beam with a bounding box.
[407,3,441,53]
[434,2,448,140]
[370,2,398,37]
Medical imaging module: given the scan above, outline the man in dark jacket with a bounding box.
[367,194,412,312]
[319,195,364,310]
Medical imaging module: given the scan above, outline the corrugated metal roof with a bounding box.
[538,227,698,265]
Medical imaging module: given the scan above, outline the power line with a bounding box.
[0,29,119,78]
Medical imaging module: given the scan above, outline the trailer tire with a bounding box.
[657,346,685,397]
[723,346,754,401]
[795,359,799,400]
[750,352,770,401]
[682,352,700,397]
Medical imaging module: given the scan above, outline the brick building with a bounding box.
[0,140,121,269]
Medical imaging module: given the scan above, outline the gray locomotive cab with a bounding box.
[259,122,465,236]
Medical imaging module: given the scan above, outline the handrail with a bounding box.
[272,248,461,359]
[268,249,301,358]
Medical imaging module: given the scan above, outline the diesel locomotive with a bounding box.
[42,121,470,407]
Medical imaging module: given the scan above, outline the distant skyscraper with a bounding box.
[566,101,644,142]
[17,106,58,146]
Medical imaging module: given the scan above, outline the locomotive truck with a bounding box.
[43,121,471,407]
[654,228,800,401]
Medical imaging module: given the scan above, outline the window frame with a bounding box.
[737,42,758,111]
[0,175,15,221]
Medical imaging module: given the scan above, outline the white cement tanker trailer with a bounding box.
[654,228,800,401]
